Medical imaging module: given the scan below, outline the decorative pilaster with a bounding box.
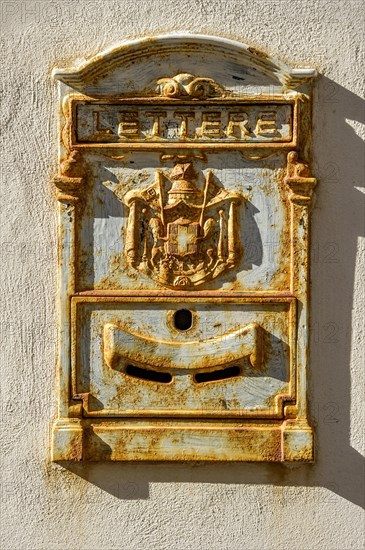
[284,151,316,442]
[53,150,84,420]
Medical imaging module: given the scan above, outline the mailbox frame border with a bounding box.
[70,294,297,419]
[52,33,316,463]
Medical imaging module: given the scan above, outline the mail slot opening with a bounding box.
[173,309,193,331]
[126,364,172,384]
[194,366,241,384]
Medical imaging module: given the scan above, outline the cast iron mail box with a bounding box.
[52,34,317,462]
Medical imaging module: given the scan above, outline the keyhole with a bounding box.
[173,309,193,331]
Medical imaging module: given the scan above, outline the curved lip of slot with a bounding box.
[104,321,263,372]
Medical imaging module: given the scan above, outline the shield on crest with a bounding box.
[166,219,199,257]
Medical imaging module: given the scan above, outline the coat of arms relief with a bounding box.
[123,160,242,288]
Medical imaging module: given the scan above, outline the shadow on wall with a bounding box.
[57,75,365,510]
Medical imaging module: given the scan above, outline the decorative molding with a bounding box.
[60,150,83,177]
[239,150,277,161]
[156,73,225,99]
[53,175,83,202]
[54,150,84,202]
[284,151,317,205]
[52,34,317,93]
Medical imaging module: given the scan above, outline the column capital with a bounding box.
[54,149,84,202]
[284,151,317,206]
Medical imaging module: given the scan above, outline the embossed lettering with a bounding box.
[255,111,278,136]
[199,112,222,137]
[92,111,113,137]
[173,111,195,138]
[76,103,293,145]
[145,111,167,137]
[226,112,250,138]
[117,111,140,138]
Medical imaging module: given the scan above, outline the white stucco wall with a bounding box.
[1,1,364,549]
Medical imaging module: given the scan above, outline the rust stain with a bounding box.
[247,46,269,59]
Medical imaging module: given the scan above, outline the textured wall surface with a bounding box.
[0,1,364,549]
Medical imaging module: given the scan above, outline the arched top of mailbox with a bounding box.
[53,33,316,96]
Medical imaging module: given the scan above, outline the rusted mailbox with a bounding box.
[52,34,317,461]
